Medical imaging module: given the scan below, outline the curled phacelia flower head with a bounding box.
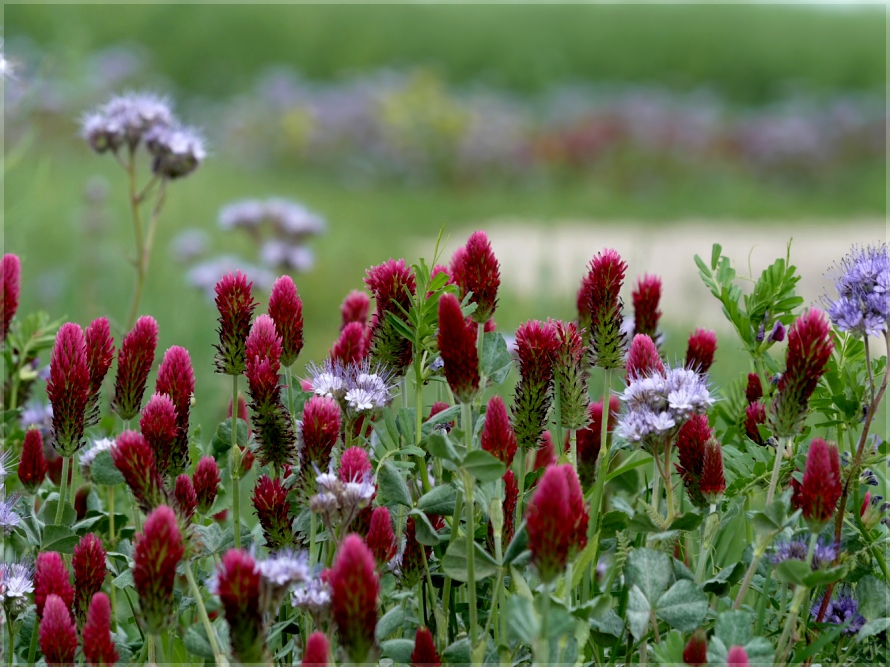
[73,533,107,626]
[583,248,628,369]
[82,592,119,666]
[214,271,258,376]
[84,317,115,427]
[216,549,267,665]
[824,243,890,338]
[329,534,379,663]
[795,438,842,530]
[685,328,717,374]
[47,322,91,456]
[481,395,518,468]
[39,594,78,667]
[133,505,184,635]
[82,91,174,152]
[18,428,48,493]
[145,123,206,179]
[512,320,560,451]
[451,230,500,324]
[111,315,159,421]
[193,455,221,515]
[155,345,195,476]
[632,274,662,339]
[437,293,480,404]
[1,253,21,343]
[626,333,665,381]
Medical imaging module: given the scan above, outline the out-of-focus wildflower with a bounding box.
[411,626,441,667]
[683,629,708,667]
[685,328,717,373]
[82,592,119,666]
[18,428,48,493]
[215,549,267,665]
[810,587,866,634]
[145,123,206,179]
[824,244,890,337]
[301,631,330,667]
[626,333,665,381]
[772,536,839,570]
[481,395,518,467]
[329,534,379,663]
[193,456,221,514]
[39,594,78,667]
[366,506,397,567]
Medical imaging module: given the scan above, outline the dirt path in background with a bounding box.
[417,218,887,330]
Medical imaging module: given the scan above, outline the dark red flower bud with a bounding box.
[512,320,560,451]
[526,464,589,582]
[744,402,766,445]
[73,533,107,626]
[727,646,749,667]
[675,415,712,508]
[193,456,221,514]
[301,631,330,667]
[366,506,397,567]
[411,626,441,667]
[111,431,167,515]
[502,470,519,547]
[339,447,372,482]
[39,594,78,667]
[155,345,195,476]
[683,629,708,667]
[700,440,726,505]
[82,592,118,666]
[341,290,371,330]
[428,401,452,425]
[797,438,842,529]
[269,275,304,367]
[576,272,595,335]
[330,534,379,663]
[174,474,197,524]
[685,328,717,373]
[1,253,21,342]
[214,271,258,376]
[330,321,368,365]
[133,505,184,634]
[626,334,665,381]
[74,485,90,521]
[481,396,518,467]
[437,293,480,404]
[139,393,178,479]
[533,431,557,471]
[745,373,763,404]
[216,549,266,665]
[111,315,158,421]
[553,320,589,429]
[47,322,91,456]
[18,428,48,493]
[400,517,426,589]
[252,475,294,550]
[576,396,620,489]
[365,259,416,373]
[35,551,74,618]
[632,274,662,338]
[584,248,628,369]
[84,317,115,427]
[300,397,342,486]
[451,230,500,323]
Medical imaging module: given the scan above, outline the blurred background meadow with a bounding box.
[3,3,887,431]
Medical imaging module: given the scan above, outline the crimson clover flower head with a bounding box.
[155,345,195,476]
[626,334,665,381]
[584,248,628,369]
[770,309,834,437]
[174,474,197,524]
[502,470,519,547]
[699,439,726,505]
[18,428,48,493]
[339,447,373,483]
[512,319,560,450]
[366,506,397,567]
[216,548,267,665]
[810,587,866,634]
[133,505,184,635]
[481,395,518,468]
[437,293,480,404]
[451,230,500,323]
[341,290,371,330]
[632,273,662,338]
[824,243,890,338]
[139,392,178,479]
[685,328,717,373]
[727,645,749,667]
[533,431,557,471]
[214,271,258,375]
[193,455,221,514]
[365,258,416,373]
[525,464,589,582]
[34,551,74,618]
[745,373,763,404]
[797,438,842,530]
[397,515,441,588]
[39,594,78,667]
[73,533,107,626]
[576,396,620,489]
[47,322,91,456]
[300,396,342,472]
[675,414,712,507]
[683,629,708,667]
[82,592,119,666]
[552,320,590,429]
[1,253,21,343]
[269,275,305,367]
[744,402,767,445]
[301,631,330,667]
[111,315,159,421]
[252,474,294,550]
[411,626,442,667]
[111,430,167,515]
[331,321,368,365]
[84,317,115,427]
[330,534,379,663]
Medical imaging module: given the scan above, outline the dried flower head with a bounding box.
[18,428,48,493]
[1,253,21,342]
[47,322,91,456]
[214,271,258,376]
[84,317,115,427]
[133,505,184,634]
[73,533,107,626]
[512,320,560,451]
[329,534,379,663]
[583,248,628,369]
[82,592,119,666]
[632,274,662,338]
[39,594,78,667]
[111,315,159,421]
[481,395,518,468]
[111,431,168,515]
[685,328,717,373]
[451,230,500,323]
[193,456,221,515]
[626,334,665,381]
[269,275,305,367]
[155,345,195,476]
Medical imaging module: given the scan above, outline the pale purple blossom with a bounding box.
[810,588,866,634]
[825,244,890,338]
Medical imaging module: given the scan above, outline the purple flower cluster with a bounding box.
[825,244,890,338]
[771,536,839,570]
[810,588,866,634]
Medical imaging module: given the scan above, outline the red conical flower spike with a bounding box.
[533,431,557,471]
[155,345,195,476]
[73,533,107,626]
[797,438,842,530]
[35,551,74,618]
[685,328,717,373]
[428,401,453,430]
[1,253,21,343]
[82,592,119,666]
[502,469,519,547]
[47,322,91,456]
[675,415,712,508]
[216,549,266,665]
[174,474,197,524]
[583,248,628,369]
[366,506,397,567]
[111,315,158,421]
[18,428,48,493]
[133,505,184,634]
[526,464,589,582]
[193,456,221,515]
[576,396,620,490]
[451,230,500,323]
[269,275,305,367]
[301,631,330,667]
[683,629,708,667]
[632,274,662,338]
[340,447,373,482]
[365,259,416,373]
[481,395,518,468]
[39,594,78,667]
[139,393,178,479]
[84,317,115,427]
[437,293,480,404]
[512,320,560,451]
[745,403,767,445]
[252,475,294,549]
[745,373,763,404]
[341,290,371,330]
[626,334,665,381]
[330,534,379,663]
[700,440,726,505]
[411,626,442,667]
[214,271,258,376]
[299,396,342,496]
[330,321,368,365]
[111,431,167,514]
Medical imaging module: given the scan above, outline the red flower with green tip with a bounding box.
[47,322,91,456]
[745,373,763,404]
[35,551,74,618]
[18,428,48,493]
[301,631,330,667]
[437,293,480,404]
[214,271,258,376]
[193,456,221,514]
[796,438,842,530]
[365,259,416,373]
[450,230,500,323]
[111,315,158,421]
[139,393,178,478]
[330,534,379,663]
[299,396,342,496]
[133,505,184,635]
[82,592,119,666]
[512,320,559,451]
[583,248,628,369]
[685,328,717,373]
[73,533,107,626]
[252,475,294,550]
[1,253,21,342]
[39,594,78,667]
[330,321,368,365]
[632,274,662,338]
[481,395,518,468]
[84,317,115,427]
[155,345,195,476]
[216,549,266,665]
[269,274,304,367]
[411,626,441,667]
[111,431,167,514]
[675,415,712,508]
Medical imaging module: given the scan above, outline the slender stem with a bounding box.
[54,456,70,525]
[663,440,675,523]
[776,585,808,665]
[26,610,38,667]
[588,368,613,541]
[461,402,479,654]
[108,485,117,630]
[651,461,661,517]
[413,361,432,495]
[184,561,227,666]
[147,635,156,664]
[754,563,773,635]
[124,148,145,330]
[766,436,789,505]
[864,333,876,404]
[309,512,317,567]
[476,322,485,382]
[568,429,577,470]
[7,611,14,667]
[231,375,241,549]
[733,549,765,610]
[536,584,551,665]
[553,374,563,460]
[515,447,527,525]
[694,513,710,584]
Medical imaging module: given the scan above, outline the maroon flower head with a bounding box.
[301,396,341,472]
[269,275,304,367]
[512,320,560,450]
[74,485,90,521]
[744,402,767,445]
[340,447,373,482]
[727,646,749,667]
[341,290,371,330]
[451,230,500,323]
[214,271,258,376]
[73,533,107,626]
[47,322,91,456]
[216,549,266,665]
[155,345,195,476]
[502,470,519,547]
[252,475,294,550]
[400,517,427,589]
[411,626,441,667]
[84,317,115,427]
[330,321,368,365]
[366,506,397,567]
[526,464,589,582]
[111,431,167,514]
[82,592,118,666]
[1,253,21,342]
[437,293,480,404]
[428,401,451,419]
[193,456,221,514]
[771,309,834,438]
[533,431,557,471]
[675,415,712,508]
[133,505,184,634]
[35,551,74,618]
[174,474,197,524]
[111,315,158,421]
[626,334,665,381]
[584,248,628,369]
[745,373,763,404]
[301,631,330,667]
[683,629,708,667]
[797,438,842,530]
[552,320,590,429]
[481,395,518,467]
[700,440,726,505]
[39,594,78,667]
[685,328,717,373]
[18,428,48,493]
[632,274,662,338]
[365,259,416,373]
[330,534,379,663]
[139,393,178,478]
[576,396,620,489]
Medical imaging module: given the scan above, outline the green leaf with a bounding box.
[626,584,651,639]
[39,499,77,527]
[380,639,415,663]
[479,332,513,385]
[713,610,752,648]
[775,560,811,587]
[667,512,703,532]
[416,484,456,515]
[462,449,506,482]
[41,524,79,553]
[628,512,662,534]
[184,622,222,660]
[702,562,746,596]
[408,509,441,546]
[426,431,461,464]
[375,605,405,642]
[599,511,629,538]
[625,548,673,602]
[506,596,539,644]
[377,460,412,507]
[711,244,723,271]
[112,569,134,590]
[503,522,528,565]
[656,579,708,632]
[441,537,499,582]
[442,637,471,665]
[210,418,249,458]
[856,576,890,621]
[589,609,624,639]
[802,563,848,588]
[90,449,125,486]
[856,618,890,642]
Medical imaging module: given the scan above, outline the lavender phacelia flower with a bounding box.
[824,244,890,338]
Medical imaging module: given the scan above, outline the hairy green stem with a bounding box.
[184,561,227,666]
[461,402,479,655]
[231,375,242,549]
[733,548,765,610]
[54,456,70,525]
[413,360,432,495]
[26,611,38,667]
[588,368,613,541]
[766,436,789,505]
